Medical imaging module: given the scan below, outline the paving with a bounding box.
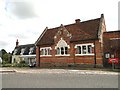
[0,67,119,75]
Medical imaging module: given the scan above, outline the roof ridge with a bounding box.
[18,44,35,47]
[47,17,101,30]
[81,18,101,23]
[36,16,102,45]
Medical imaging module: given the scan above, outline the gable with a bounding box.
[54,24,72,39]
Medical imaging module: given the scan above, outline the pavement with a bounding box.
[0,67,119,75]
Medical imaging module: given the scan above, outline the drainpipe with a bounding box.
[94,41,97,68]
[36,46,40,67]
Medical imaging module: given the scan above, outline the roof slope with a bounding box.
[36,16,102,46]
[13,44,36,55]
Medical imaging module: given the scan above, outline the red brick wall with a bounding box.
[103,31,120,67]
[103,31,120,39]
[36,46,40,67]
[36,29,103,67]
[37,39,103,67]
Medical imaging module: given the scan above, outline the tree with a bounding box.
[2,53,12,63]
[1,49,12,63]
[1,49,7,55]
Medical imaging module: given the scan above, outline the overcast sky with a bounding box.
[0,0,119,53]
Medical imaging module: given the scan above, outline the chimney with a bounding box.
[75,19,81,23]
[101,14,104,18]
[16,39,19,47]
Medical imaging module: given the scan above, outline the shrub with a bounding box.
[2,63,12,67]
[20,60,26,64]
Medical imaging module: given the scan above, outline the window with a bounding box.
[75,44,94,56]
[40,47,52,56]
[88,45,92,54]
[57,48,60,55]
[29,47,34,54]
[41,49,44,55]
[45,49,47,55]
[56,47,69,56]
[20,48,25,55]
[48,49,50,55]
[55,38,70,56]
[77,46,81,54]
[65,47,68,54]
[82,46,87,54]
[61,47,64,55]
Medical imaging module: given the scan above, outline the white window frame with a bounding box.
[55,47,70,56]
[75,43,94,56]
[40,47,52,57]
[55,38,70,56]
[20,48,25,55]
[29,47,34,54]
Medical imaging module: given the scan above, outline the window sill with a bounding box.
[40,55,52,57]
[75,54,94,56]
[55,54,70,56]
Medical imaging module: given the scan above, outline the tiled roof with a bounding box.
[12,44,36,55]
[36,16,102,46]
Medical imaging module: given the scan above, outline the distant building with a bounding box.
[103,30,120,67]
[12,39,36,64]
[35,14,106,67]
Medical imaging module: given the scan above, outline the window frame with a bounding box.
[20,48,25,55]
[55,46,69,56]
[55,38,70,56]
[40,47,52,57]
[75,43,94,56]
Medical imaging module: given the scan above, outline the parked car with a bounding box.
[108,58,120,69]
[108,58,119,64]
[28,61,36,67]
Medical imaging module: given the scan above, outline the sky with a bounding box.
[0,0,119,53]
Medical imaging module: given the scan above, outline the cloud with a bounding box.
[8,33,28,39]
[0,41,8,47]
[5,0,38,19]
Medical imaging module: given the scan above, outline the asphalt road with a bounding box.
[2,72,118,88]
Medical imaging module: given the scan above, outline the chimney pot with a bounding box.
[101,14,104,18]
[16,39,19,47]
[75,19,81,23]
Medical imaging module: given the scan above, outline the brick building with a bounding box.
[35,14,106,68]
[103,31,120,67]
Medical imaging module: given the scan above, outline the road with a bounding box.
[2,72,118,88]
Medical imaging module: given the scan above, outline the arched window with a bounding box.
[55,38,70,56]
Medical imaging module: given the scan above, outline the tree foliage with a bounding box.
[1,49,7,55]
[1,49,12,63]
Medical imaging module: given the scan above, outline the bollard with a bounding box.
[112,60,115,70]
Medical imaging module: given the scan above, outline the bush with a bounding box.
[16,63,28,67]
[20,60,26,64]
[2,63,12,67]
[2,61,29,67]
